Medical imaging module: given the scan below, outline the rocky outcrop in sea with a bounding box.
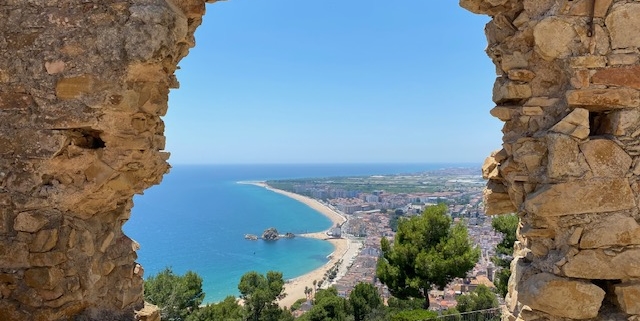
[262,227,280,241]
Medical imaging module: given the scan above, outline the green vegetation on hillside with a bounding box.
[376,204,480,309]
[491,214,518,298]
[238,271,289,321]
[454,285,499,313]
[144,269,417,321]
[144,267,204,321]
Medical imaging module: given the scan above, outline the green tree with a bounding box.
[144,267,205,321]
[492,214,518,257]
[186,296,242,321]
[491,214,518,297]
[391,309,438,321]
[238,271,285,321]
[349,283,382,321]
[386,297,432,321]
[376,204,480,309]
[455,285,498,313]
[301,287,350,321]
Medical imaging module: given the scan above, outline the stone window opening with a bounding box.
[67,128,105,149]
[589,111,612,136]
[591,279,623,315]
[52,128,106,158]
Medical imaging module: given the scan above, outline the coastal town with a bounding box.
[263,167,507,312]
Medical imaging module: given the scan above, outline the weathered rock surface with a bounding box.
[262,227,280,241]
[463,0,640,318]
[0,0,215,319]
[614,282,640,315]
[533,17,580,61]
[580,139,632,177]
[546,134,587,179]
[519,273,605,319]
[563,249,640,279]
[592,65,640,90]
[606,3,640,49]
[566,88,640,110]
[524,179,635,216]
[580,214,640,249]
[549,108,589,140]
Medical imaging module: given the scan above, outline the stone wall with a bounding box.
[0,1,212,320]
[461,0,640,320]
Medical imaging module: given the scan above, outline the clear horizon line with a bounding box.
[166,161,484,166]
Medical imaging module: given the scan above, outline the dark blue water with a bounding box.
[124,163,473,302]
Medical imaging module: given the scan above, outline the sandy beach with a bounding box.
[245,182,356,308]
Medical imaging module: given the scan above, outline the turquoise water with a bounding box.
[123,164,471,302]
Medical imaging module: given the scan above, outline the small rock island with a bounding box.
[262,227,280,240]
[245,228,296,241]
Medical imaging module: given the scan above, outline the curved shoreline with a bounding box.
[240,181,353,308]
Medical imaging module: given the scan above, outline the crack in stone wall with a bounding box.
[0,1,213,320]
[461,0,640,320]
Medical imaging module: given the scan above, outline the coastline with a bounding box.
[241,181,353,308]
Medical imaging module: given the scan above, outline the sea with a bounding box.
[123,163,476,303]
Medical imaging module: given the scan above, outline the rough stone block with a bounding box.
[460,0,512,15]
[614,282,640,315]
[493,80,532,103]
[99,232,115,253]
[508,69,536,82]
[519,273,604,319]
[512,138,547,172]
[566,88,640,110]
[490,106,515,121]
[592,65,640,90]
[55,76,97,100]
[14,211,48,233]
[546,133,588,179]
[524,178,635,216]
[0,92,35,110]
[533,17,579,61]
[482,153,500,180]
[29,252,67,267]
[568,227,583,246]
[30,229,59,253]
[564,249,640,279]
[606,3,640,49]
[579,138,631,177]
[549,108,590,140]
[84,160,115,186]
[521,106,542,116]
[567,0,614,18]
[44,61,65,75]
[608,53,639,66]
[570,69,591,89]
[569,56,607,69]
[136,302,161,321]
[484,180,516,215]
[25,267,64,290]
[0,241,29,269]
[500,51,529,72]
[608,109,640,136]
[524,97,559,107]
[580,214,640,248]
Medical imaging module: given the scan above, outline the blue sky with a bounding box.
[165,0,500,164]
